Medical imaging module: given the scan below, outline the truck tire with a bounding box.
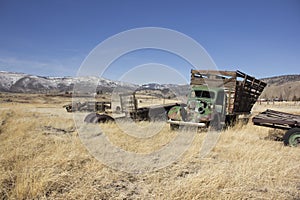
[93,114,114,123]
[170,124,179,130]
[84,113,97,123]
[84,113,114,123]
[66,106,72,112]
[283,128,300,147]
[225,115,237,126]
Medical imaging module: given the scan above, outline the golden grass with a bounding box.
[0,94,299,199]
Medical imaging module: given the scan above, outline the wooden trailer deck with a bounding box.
[252,109,300,130]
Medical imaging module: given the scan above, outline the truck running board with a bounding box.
[167,119,206,127]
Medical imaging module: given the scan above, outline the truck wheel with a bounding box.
[283,128,300,147]
[84,113,97,123]
[225,115,237,127]
[93,114,115,123]
[170,124,179,130]
[84,113,114,123]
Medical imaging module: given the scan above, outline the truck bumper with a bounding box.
[167,119,207,127]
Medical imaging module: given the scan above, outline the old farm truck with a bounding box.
[167,70,266,130]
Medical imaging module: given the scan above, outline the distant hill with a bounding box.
[261,75,300,86]
[260,74,300,101]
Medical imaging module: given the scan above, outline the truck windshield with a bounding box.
[191,90,215,99]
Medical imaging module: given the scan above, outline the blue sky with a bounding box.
[0,0,299,84]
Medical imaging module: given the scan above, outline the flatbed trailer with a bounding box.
[252,109,300,146]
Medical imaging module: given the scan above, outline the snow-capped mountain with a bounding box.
[0,71,27,91]
[0,71,136,93]
[140,83,166,90]
[0,71,192,96]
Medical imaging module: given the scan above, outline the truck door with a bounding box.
[215,90,225,115]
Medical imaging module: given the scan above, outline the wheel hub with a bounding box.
[289,133,300,147]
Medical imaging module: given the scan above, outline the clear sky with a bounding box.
[0,0,299,84]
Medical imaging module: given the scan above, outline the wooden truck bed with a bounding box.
[190,70,266,115]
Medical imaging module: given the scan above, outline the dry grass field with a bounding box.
[0,93,299,199]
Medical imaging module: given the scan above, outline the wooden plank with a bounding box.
[222,77,236,85]
[253,117,298,126]
[190,79,225,86]
[237,70,267,87]
[191,78,236,90]
[191,70,237,77]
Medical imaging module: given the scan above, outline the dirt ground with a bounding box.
[0,93,299,199]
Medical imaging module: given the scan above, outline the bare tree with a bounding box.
[292,95,298,102]
[161,88,170,104]
[283,86,292,101]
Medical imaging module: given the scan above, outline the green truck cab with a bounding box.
[168,85,226,130]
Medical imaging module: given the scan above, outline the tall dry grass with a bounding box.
[0,95,299,199]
